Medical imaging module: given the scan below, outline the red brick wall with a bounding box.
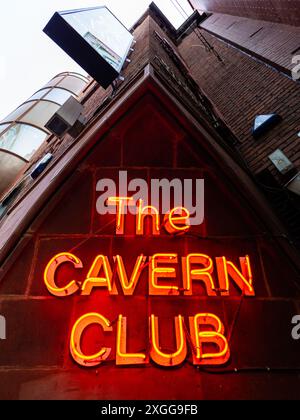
[200,13,300,74]
[179,27,300,178]
[0,88,300,400]
[190,0,300,26]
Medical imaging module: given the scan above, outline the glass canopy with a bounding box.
[61,7,133,73]
[44,7,134,88]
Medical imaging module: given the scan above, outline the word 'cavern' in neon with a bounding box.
[44,253,255,297]
[70,312,230,368]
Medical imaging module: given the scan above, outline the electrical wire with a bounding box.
[174,0,192,17]
[170,0,225,63]
[170,0,191,20]
[170,0,187,19]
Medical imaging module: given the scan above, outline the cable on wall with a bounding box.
[170,0,225,63]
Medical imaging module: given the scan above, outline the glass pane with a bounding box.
[61,7,133,72]
[0,124,47,160]
[57,76,87,95]
[20,101,60,127]
[60,72,89,82]
[44,88,73,105]
[43,75,65,89]
[71,73,89,82]
[1,102,34,124]
[0,124,10,135]
[28,89,51,102]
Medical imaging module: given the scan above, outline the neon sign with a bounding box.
[44,252,254,297]
[68,312,230,367]
[44,199,256,368]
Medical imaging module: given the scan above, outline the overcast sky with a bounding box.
[0,1,193,120]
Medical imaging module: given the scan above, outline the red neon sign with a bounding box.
[44,201,255,368]
[69,312,230,368]
[44,252,254,297]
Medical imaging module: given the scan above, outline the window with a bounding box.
[66,72,89,83]
[0,124,10,135]
[0,123,47,160]
[20,101,60,128]
[1,103,34,124]
[43,75,65,89]
[43,75,88,96]
[43,88,73,105]
[61,7,133,73]
[56,72,89,82]
[56,76,87,96]
[44,7,134,88]
[28,88,73,106]
[28,89,51,102]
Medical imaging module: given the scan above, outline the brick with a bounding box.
[259,240,300,297]
[0,237,35,295]
[17,367,204,400]
[0,300,72,367]
[84,132,123,168]
[201,372,300,400]
[122,95,179,168]
[226,299,300,368]
[179,26,300,183]
[34,171,93,235]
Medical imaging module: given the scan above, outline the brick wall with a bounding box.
[201,13,300,74]
[190,0,300,26]
[179,26,300,179]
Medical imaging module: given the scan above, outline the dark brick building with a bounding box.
[188,0,300,244]
[0,2,300,400]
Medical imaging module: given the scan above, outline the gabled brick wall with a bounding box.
[1,82,300,400]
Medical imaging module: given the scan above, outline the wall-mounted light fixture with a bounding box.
[45,96,84,138]
[252,113,282,139]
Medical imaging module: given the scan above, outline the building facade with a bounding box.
[0,2,300,400]
[188,0,300,244]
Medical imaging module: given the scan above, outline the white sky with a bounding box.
[0,1,193,120]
